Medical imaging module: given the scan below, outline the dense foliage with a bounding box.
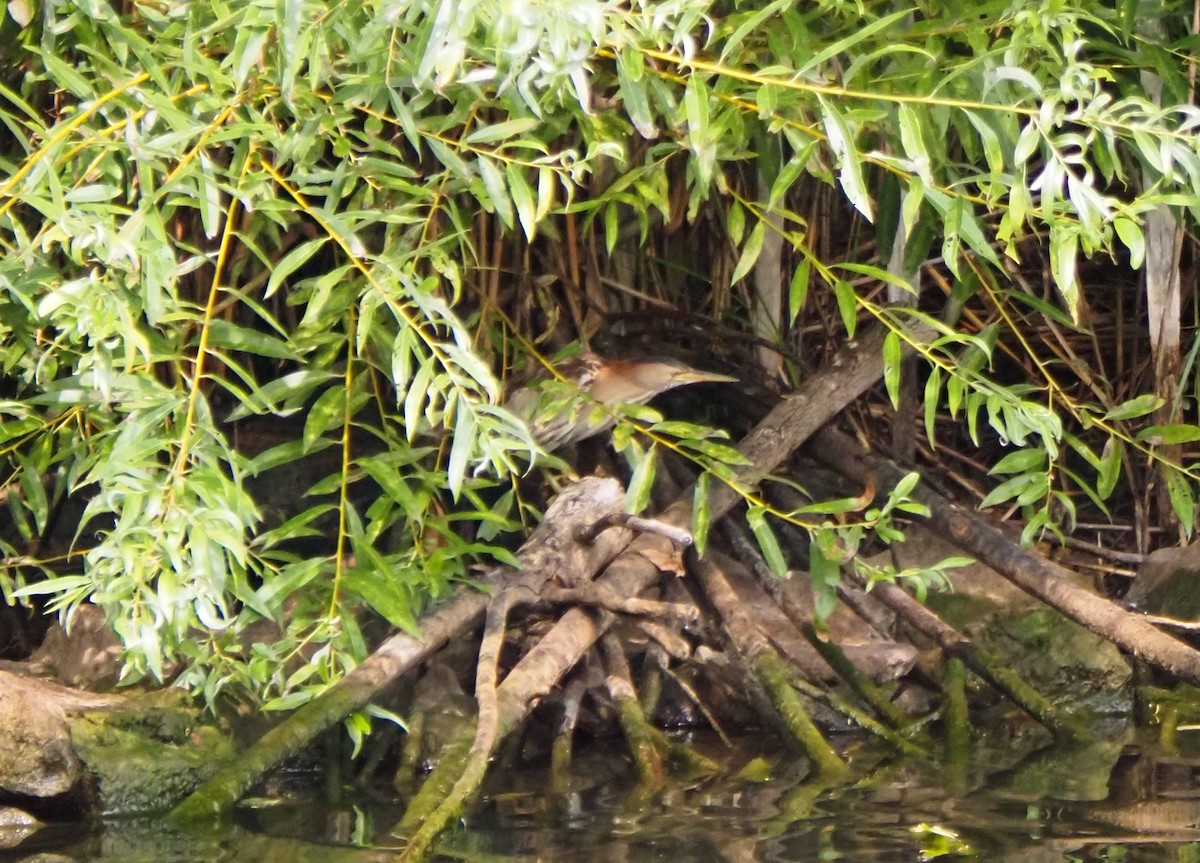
[3,0,1200,704]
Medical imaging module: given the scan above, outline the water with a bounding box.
[13,729,1200,862]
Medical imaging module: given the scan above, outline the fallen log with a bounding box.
[811,426,1200,688]
[170,476,630,821]
[691,556,848,776]
[390,320,935,856]
[840,568,1093,741]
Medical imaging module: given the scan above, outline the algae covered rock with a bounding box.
[69,696,235,815]
[930,594,1132,717]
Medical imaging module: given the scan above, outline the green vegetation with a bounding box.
[2,0,1199,706]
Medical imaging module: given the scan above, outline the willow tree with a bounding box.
[2,0,1199,704]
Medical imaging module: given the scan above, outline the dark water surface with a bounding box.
[16,729,1200,862]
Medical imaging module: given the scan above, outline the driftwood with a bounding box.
[171,476,630,821]
[386,321,933,858]
[811,426,1200,688]
[692,556,848,776]
[176,319,936,849]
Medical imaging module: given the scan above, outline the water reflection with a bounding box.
[14,729,1200,863]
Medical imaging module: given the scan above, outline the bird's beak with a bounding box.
[672,369,738,384]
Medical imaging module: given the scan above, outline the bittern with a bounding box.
[505,351,737,452]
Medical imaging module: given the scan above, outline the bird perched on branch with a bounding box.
[505,351,737,452]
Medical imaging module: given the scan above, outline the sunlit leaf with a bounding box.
[731,221,765,284]
[1104,394,1162,421]
[267,238,327,299]
[883,331,902,410]
[747,506,787,577]
[789,257,810,325]
[819,97,873,221]
[626,445,657,515]
[693,471,712,556]
[990,448,1045,475]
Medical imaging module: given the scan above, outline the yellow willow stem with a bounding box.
[169,147,254,489]
[329,304,357,619]
[0,72,150,218]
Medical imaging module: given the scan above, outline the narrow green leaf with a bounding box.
[649,420,714,439]
[990,448,1046,475]
[477,156,514,229]
[15,453,48,534]
[343,559,420,636]
[604,201,620,255]
[1099,439,1123,499]
[963,110,1005,176]
[788,257,810,325]
[1104,394,1161,421]
[227,369,338,419]
[692,471,712,556]
[278,0,302,99]
[1015,473,1050,506]
[64,184,120,204]
[731,220,765,284]
[684,75,710,140]
[893,471,920,500]
[465,118,542,145]
[536,166,555,223]
[247,437,333,475]
[206,319,298,360]
[797,8,912,77]
[979,473,1041,509]
[683,439,752,465]
[12,575,92,598]
[833,280,857,337]
[267,238,327,298]
[897,104,931,182]
[626,445,657,515]
[197,153,222,239]
[0,417,41,447]
[507,163,537,240]
[617,48,657,138]
[727,201,745,246]
[1002,287,1076,328]
[883,331,902,410]
[1137,424,1200,445]
[303,385,345,452]
[1049,228,1080,322]
[446,399,476,500]
[721,0,792,62]
[923,366,941,445]
[747,506,787,577]
[808,543,840,624]
[819,97,872,221]
[38,50,93,98]
[1113,216,1145,269]
[1165,468,1195,539]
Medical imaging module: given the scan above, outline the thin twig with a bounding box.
[541,583,698,622]
[577,512,693,546]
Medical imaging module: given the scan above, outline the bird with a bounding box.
[505,351,737,452]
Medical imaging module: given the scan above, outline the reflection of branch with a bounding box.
[401,584,534,862]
